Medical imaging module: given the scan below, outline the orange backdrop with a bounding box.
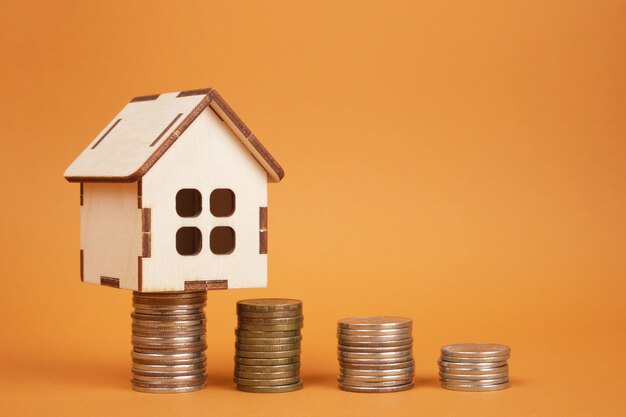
[1,0,625,415]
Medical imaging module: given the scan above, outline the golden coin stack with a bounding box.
[234,299,304,393]
[438,343,511,392]
[337,316,415,393]
[130,291,207,393]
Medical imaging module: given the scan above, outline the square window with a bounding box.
[176,189,202,217]
[210,189,235,217]
[176,227,202,255]
[210,226,235,254]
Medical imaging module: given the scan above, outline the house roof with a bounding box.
[64,88,284,183]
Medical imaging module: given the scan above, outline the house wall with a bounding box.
[81,182,142,290]
[141,107,268,292]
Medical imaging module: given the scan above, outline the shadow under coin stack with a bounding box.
[337,316,415,393]
[438,343,511,392]
[234,299,304,393]
[130,291,208,393]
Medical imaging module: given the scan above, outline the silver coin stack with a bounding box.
[337,316,415,393]
[234,298,304,393]
[130,291,208,393]
[438,343,511,392]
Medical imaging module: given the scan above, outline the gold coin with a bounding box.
[238,310,303,319]
[338,381,414,393]
[238,317,303,325]
[337,377,413,387]
[234,376,300,386]
[236,336,302,345]
[236,381,303,393]
[235,356,300,366]
[234,370,300,380]
[235,363,301,373]
[131,382,206,393]
[237,299,302,312]
[236,349,301,359]
[236,329,301,338]
[338,316,412,330]
[237,323,303,332]
[236,343,301,352]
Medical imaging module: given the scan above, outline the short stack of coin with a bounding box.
[337,316,415,393]
[130,291,207,393]
[438,343,511,392]
[234,299,304,393]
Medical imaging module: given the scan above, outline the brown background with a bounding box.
[1,0,625,415]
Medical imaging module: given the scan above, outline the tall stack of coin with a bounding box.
[130,291,207,393]
[438,343,511,392]
[337,316,414,393]
[234,299,303,393]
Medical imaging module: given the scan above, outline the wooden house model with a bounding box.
[64,88,284,292]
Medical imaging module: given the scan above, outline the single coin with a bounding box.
[131,379,207,389]
[337,378,413,387]
[338,350,412,360]
[441,381,511,392]
[439,371,508,381]
[234,376,301,386]
[236,343,300,352]
[237,299,302,312]
[238,317,303,325]
[236,336,302,345]
[132,373,207,383]
[132,313,206,322]
[131,351,205,361]
[338,338,413,348]
[234,363,301,373]
[338,359,415,369]
[338,344,413,353]
[133,346,207,355]
[236,349,301,359]
[438,359,508,369]
[439,364,508,375]
[235,370,300,380]
[132,362,206,372]
[133,368,206,377]
[338,317,412,330]
[132,335,205,343]
[338,327,413,336]
[338,381,414,393]
[236,381,303,393]
[441,376,509,386]
[339,373,414,384]
[237,323,303,332]
[238,310,303,319]
[441,343,510,358]
[236,329,302,338]
[235,356,300,366]
[440,355,510,364]
[340,366,415,377]
[131,382,206,393]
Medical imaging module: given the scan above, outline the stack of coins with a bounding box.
[438,343,511,392]
[130,291,207,393]
[234,299,304,393]
[337,316,414,393]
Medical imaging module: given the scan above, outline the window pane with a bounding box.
[210,226,235,254]
[176,227,202,255]
[210,189,235,217]
[176,189,202,217]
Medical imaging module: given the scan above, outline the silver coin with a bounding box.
[338,344,413,353]
[338,359,415,370]
[237,323,303,332]
[338,328,413,336]
[338,338,413,348]
[131,379,207,389]
[439,364,508,375]
[441,381,511,392]
[132,362,206,372]
[340,366,415,377]
[438,359,508,368]
[439,371,508,381]
[132,373,206,383]
[339,374,414,384]
[338,350,413,360]
[133,368,206,377]
[338,316,412,330]
[441,377,509,386]
[337,377,413,387]
[133,346,207,354]
[441,343,510,358]
[440,355,510,364]
[131,382,206,393]
[338,381,414,393]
